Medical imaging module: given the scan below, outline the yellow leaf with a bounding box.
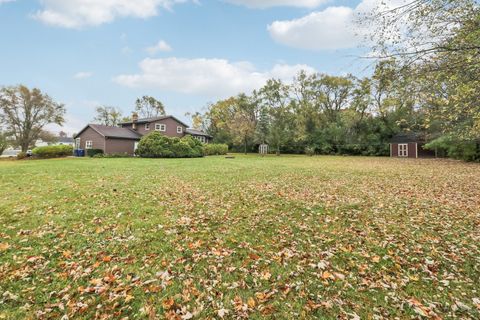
[0,243,10,251]
[247,297,256,308]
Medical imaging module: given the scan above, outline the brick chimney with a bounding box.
[132,112,139,130]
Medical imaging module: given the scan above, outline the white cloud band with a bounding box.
[114,57,315,98]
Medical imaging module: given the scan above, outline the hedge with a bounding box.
[203,143,228,156]
[93,152,131,158]
[136,132,204,158]
[87,149,104,157]
[32,145,73,158]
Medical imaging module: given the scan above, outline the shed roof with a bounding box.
[390,132,424,143]
[74,124,142,140]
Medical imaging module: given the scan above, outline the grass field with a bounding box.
[0,155,479,319]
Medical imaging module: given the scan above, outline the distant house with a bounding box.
[389,133,435,158]
[54,137,75,146]
[74,114,211,155]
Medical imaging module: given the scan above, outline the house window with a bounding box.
[145,123,150,130]
[195,136,206,143]
[86,140,93,149]
[177,126,183,134]
[398,144,408,157]
[155,124,166,132]
[75,138,81,149]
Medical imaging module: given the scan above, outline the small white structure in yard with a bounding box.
[259,144,269,155]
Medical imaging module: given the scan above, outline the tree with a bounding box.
[185,111,205,130]
[0,85,65,152]
[256,79,291,154]
[0,131,8,155]
[38,130,58,144]
[203,97,238,145]
[229,94,257,154]
[363,0,478,66]
[93,106,123,126]
[135,96,166,118]
[364,0,480,159]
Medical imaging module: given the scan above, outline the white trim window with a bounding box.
[85,140,93,149]
[195,136,206,143]
[398,144,408,157]
[177,126,183,134]
[145,123,150,131]
[155,124,166,132]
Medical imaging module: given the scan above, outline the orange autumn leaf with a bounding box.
[162,298,175,310]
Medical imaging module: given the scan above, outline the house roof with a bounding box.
[119,115,190,128]
[390,132,424,143]
[74,124,142,140]
[186,128,212,138]
[58,137,74,143]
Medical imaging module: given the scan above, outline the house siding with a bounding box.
[76,127,105,151]
[105,138,137,155]
[122,117,188,138]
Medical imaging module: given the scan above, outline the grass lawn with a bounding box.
[0,155,479,319]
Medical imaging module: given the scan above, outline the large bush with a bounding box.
[32,145,73,158]
[203,143,228,156]
[136,132,204,158]
[87,148,104,157]
[425,136,480,162]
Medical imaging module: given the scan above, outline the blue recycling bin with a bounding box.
[74,149,85,157]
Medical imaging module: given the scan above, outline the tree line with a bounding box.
[193,0,480,160]
[1,0,478,160]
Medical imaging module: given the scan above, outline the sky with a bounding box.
[0,0,387,134]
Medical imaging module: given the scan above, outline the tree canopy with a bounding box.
[0,85,65,151]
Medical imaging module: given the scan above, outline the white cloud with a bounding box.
[33,0,189,28]
[225,0,328,9]
[114,57,315,98]
[73,71,93,79]
[267,0,408,51]
[0,0,15,4]
[146,40,173,55]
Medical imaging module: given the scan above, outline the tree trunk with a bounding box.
[21,142,29,152]
[244,138,247,155]
[476,141,480,161]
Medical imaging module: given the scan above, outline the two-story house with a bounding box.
[74,114,212,155]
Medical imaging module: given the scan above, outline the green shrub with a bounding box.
[17,152,27,160]
[203,143,229,156]
[32,145,73,158]
[136,132,204,158]
[87,149,104,157]
[425,136,480,162]
[305,146,315,156]
[93,152,131,158]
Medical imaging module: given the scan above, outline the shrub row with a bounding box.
[93,152,132,158]
[136,132,204,158]
[32,145,73,158]
[203,143,228,156]
[87,149,104,157]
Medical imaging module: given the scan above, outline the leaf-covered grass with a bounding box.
[0,155,479,319]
